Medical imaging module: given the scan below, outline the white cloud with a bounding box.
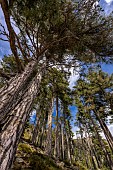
[100,124,113,139]
[69,65,80,89]
[72,124,113,139]
[108,124,113,135]
[72,126,80,139]
[105,0,113,4]
[69,73,79,89]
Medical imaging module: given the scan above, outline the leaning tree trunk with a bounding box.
[94,110,113,152]
[89,115,113,170]
[0,60,39,126]
[0,64,45,170]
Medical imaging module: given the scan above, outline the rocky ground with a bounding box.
[12,141,81,170]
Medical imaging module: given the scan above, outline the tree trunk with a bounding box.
[54,96,60,159]
[61,123,64,160]
[32,108,41,145]
[65,130,71,163]
[0,60,39,126]
[94,110,113,152]
[0,65,45,170]
[39,124,44,149]
[45,97,54,155]
[90,115,113,170]
[39,112,47,149]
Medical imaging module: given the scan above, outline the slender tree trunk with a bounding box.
[90,115,113,170]
[80,131,90,169]
[83,124,96,170]
[39,125,44,149]
[32,108,41,145]
[45,97,54,155]
[39,111,48,149]
[82,139,91,169]
[0,65,45,170]
[36,120,41,146]
[94,110,113,152]
[65,130,71,163]
[61,123,64,160]
[35,112,44,147]
[59,123,62,160]
[84,124,100,170]
[67,121,72,163]
[85,137,97,170]
[54,96,60,159]
[67,120,73,160]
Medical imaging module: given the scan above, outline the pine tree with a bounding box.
[73,67,113,169]
[1,0,113,169]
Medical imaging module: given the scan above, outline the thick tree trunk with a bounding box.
[45,97,54,155]
[0,65,45,170]
[0,60,39,126]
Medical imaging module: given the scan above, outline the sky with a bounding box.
[100,0,113,14]
[0,0,113,138]
[70,0,113,138]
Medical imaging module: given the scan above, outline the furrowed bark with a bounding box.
[0,60,39,125]
[0,64,45,170]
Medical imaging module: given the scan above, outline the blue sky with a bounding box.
[100,0,113,14]
[0,0,113,59]
[0,0,113,137]
[101,64,113,74]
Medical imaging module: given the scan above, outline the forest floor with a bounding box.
[12,140,81,170]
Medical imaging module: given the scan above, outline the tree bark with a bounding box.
[0,60,39,126]
[0,64,45,170]
[45,97,54,155]
[65,129,71,163]
[54,96,60,159]
[61,123,64,160]
[32,107,41,145]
